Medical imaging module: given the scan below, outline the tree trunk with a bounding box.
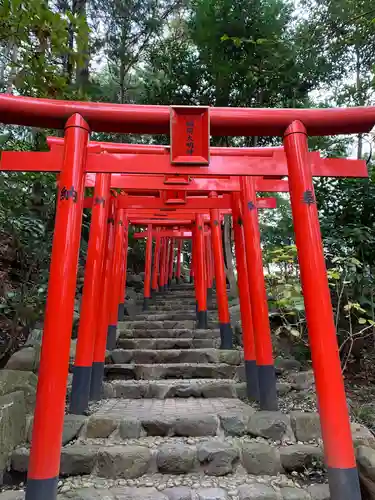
[356,47,363,159]
[223,215,237,297]
[73,0,89,95]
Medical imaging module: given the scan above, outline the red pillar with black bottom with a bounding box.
[151,230,161,295]
[107,207,126,350]
[190,241,194,284]
[168,238,175,288]
[192,228,199,316]
[143,224,153,310]
[210,208,233,349]
[176,239,183,284]
[159,238,166,293]
[240,176,278,411]
[205,232,213,305]
[118,217,129,319]
[25,114,89,500]
[90,198,116,401]
[70,173,111,415]
[195,214,208,329]
[163,237,170,291]
[232,192,259,401]
[284,120,361,500]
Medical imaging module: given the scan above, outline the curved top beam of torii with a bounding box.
[1,94,375,136]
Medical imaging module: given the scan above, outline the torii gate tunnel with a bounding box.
[0,95,373,500]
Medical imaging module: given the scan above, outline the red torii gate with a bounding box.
[0,96,371,500]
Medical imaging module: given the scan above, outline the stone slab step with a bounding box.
[64,484,327,500]
[119,329,220,339]
[85,398,256,437]
[151,302,217,309]
[108,349,242,365]
[104,363,240,381]
[119,320,212,330]
[105,379,240,399]
[0,481,332,500]
[104,380,292,400]
[11,438,324,481]
[135,313,205,321]
[117,338,218,350]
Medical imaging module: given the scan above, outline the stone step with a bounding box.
[104,363,240,381]
[152,299,198,306]
[119,329,220,339]
[6,473,330,500]
[11,437,325,483]
[108,349,242,366]
[117,338,218,350]
[155,292,197,299]
[85,398,257,438]
[146,305,218,312]
[120,320,214,330]
[105,379,240,399]
[135,313,207,321]
[104,380,292,400]
[52,482,330,500]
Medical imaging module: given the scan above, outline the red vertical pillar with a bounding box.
[118,214,129,320]
[190,239,194,284]
[163,237,169,291]
[168,237,175,287]
[159,237,166,293]
[90,197,116,401]
[210,207,233,349]
[195,213,208,329]
[240,176,278,411]
[152,230,161,294]
[284,121,360,500]
[106,206,126,350]
[205,232,213,292]
[206,230,215,308]
[143,224,153,310]
[26,114,89,500]
[176,239,183,284]
[70,173,111,415]
[232,192,259,401]
[192,228,199,314]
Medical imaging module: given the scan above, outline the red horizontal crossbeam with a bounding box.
[1,148,367,178]
[83,197,276,210]
[84,173,289,193]
[130,219,195,226]
[1,94,375,136]
[47,137,282,157]
[133,231,192,239]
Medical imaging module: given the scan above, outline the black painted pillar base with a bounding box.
[219,323,233,349]
[197,310,208,329]
[106,324,117,350]
[244,360,260,401]
[124,303,130,316]
[190,276,194,284]
[143,297,151,311]
[327,466,361,500]
[89,361,105,401]
[176,277,180,284]
[69,365,92,415]
[258,364,278,411]
[118,303,125,321]
[164,284,168,292]
[25,476,58,500]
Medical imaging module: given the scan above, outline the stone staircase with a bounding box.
[4,284,337,499]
